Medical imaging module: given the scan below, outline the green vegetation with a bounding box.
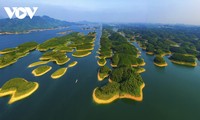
[154,55,167,67]
[169,53,197,66]
[118,24,200,66]
[135,67,146,74]
[0,42,38,68]
[32,65,52,76]
[94,67,144,103]
[68,61,78,67]
[76,43,94,51]
[28,61,50,68]
[53,46,74,53]
[37,32,96,59]
[97,58,107,66]
[98,30,112,58]
[0,78,39,104]
[95,82,120,100]
[0,48,17,54]
[40,51,70,65]
[72,51,91,57]
[98,66,111,81]
[93,28,145,104]
[51,67,67,79]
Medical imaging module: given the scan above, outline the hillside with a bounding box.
[0,16,75,34]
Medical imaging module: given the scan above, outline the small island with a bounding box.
[72,51,91,57]
[51,67,68,79]
[169,53,197,67]
[0,78,39,104]
[97,58,107,66]
[28,61,50,68]
[98,66,111,81]
[40,51,70,65]
[68,61,78,67]
[32,65,52,76]
[136,67,146,74]
[153,55,168,67]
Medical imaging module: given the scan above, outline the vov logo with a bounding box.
[4,7,38,19]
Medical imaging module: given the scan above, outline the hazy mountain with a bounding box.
[0,15,76,33]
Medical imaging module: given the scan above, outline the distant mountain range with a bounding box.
[0,16,76,34]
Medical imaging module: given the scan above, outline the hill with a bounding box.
[0,16,76,34]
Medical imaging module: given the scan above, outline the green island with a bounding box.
[93,67,145,104]
[40,51,70,65]
[68,61,78,67]
[0,78,39,104]
[169,53,197,66]
[153,55,168,67]
[98,66,111,81]
[72,51,92,57]
[135,67,146,74]
[51,67,68,79]
[0,42,38,68]
[93,28,145,104]
[97,58,107,66]
[28,61,50,68]
[118,24,200,67]
[32,65,52,76]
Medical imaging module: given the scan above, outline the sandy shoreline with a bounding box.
[32,67,52,76]
[154,62,168,67]
[72,52,91,57]
[68,61,78,67]
[146,52,154,55]
[56,58,70,65]
[110,63,117,67]
[97,60,107,66]
[28,61,50,68]
[93,83,145,104]
[51,68,67,79]
[97,70,109,81]
[136,68,146,74]
[92,88,120,104]
[170,60,197,67]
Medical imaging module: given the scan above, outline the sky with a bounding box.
[0,0,200,25]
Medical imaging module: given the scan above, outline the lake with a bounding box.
[0,25,200,120]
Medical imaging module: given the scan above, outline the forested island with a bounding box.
[93,27,145,104]
[117,24,200,67]
[154,55,168,67]
[169,53,197,66]
[32,65,52,76]
[51,67,68,79]
[0,78,39,104]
